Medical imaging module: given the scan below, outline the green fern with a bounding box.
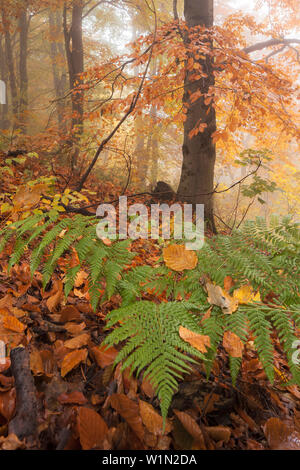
[0,213,299,422]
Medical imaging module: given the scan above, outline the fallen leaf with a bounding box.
[110,393,145,441]
[163,244,198,271]
[60,305,81,323]
[179,326,210,353]
[78,406,108,450]
[58,391,87,405]
[233,284,261,304]
[139,400,172,436]
[64,333,90,349]
[61,349,88,377]
[206,282,238,314]
[46,280,63,312]
[92,344,118,368]
[223,331,244,357]
[173,409,206,449]
[205,426,231,443]
[263,417,300,450]
[2,316,26,333]
[0,433,25,450]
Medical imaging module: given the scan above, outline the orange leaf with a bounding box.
[139,400,172,436]
[92,344,118,368]
[223,331,244,358]
[77,407,108,450]
[110,393,144,441]
[179,326,210,353]
[64,333,90,350]
[163,244,198,271]
[61,349,87,377]
[2,316,26,333]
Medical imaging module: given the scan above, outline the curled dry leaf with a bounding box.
[61,348,88,377]
[223,331,244,358]
[163,244,198,271]
[46,280,63,312]
[92,344,118,368]
[179,326,210,353]
[64,333,90,350]
[206,282,238,314]
[110,393,145,441]
[78,406,108,450]
[0,433,25,450]
[139,400,172,436]
[2,315,26,333]
[263,417,300,450]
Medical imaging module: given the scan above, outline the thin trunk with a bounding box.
[49,9,67,133]
[63,0,84,170]
[177,0,216,232]
[2,10,18,120]
[0,37,9,129]
[18,6,29,133]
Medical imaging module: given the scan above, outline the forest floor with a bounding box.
[0,163,299,451]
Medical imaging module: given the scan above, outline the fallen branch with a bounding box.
[8,347,38,442]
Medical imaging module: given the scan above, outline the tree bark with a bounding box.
[63,0,84,170]
[1,9,18,120]
[177,0,216,232]
[49,9,67,133]
[0,37,9,129]
[18,5,29,133]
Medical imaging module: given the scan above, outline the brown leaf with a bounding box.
[64,321,86,336]
[263,417,300,450]
[60,305,81,323]
[92,344,118,368]
[61,349,88,377]
[173,409,206,449]
[224,275,235,292]
[163,244,198,271]
[2,315,26,333]
[58,391,87,405]
[139,400,172,436]
[64,333,90,350]
[0,388,16,421]
[46,280,63,312]
[179,326,210,353]
[223,331,244,358]
[0,433,25,450]
[110,393,145,441]
[205,426,231,443]
[78,406,108,450]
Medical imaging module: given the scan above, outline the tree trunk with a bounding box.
[177,0,216,232]
[49,9,67,133]
[1,10,18,120]
[63,0,84,170]
[18,5,29,133]
[0,37,9,129]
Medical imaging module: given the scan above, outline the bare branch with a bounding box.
[243,38,300,54]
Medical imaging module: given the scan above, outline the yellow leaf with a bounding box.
[179,326,210,353]
[163,244,198,271]
[61,349,87,377]
[223,331,244,357]
[233,285,261,304]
